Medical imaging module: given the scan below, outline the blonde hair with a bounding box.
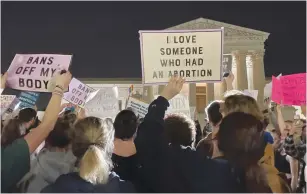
[72,117,114,185]
[221,93,264,121]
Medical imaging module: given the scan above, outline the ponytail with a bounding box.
[79,145,111,185]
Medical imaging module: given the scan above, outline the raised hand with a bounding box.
[55,71,72,90]
[224,71,234,85]
[160,76,185,100]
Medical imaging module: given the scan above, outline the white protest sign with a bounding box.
[63,78,94,107]
[84,87,119,119]
[155,94,191,117]
[139,29,223,84]
[1,95,16,114]
[126,97,149,118]
[243,90,258,100]
[6,54,72,92]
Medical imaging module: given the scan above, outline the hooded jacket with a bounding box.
[20,148,76,193]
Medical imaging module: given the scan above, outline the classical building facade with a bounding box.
[84,17,270,113]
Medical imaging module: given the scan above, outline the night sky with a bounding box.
[1,1,306,79]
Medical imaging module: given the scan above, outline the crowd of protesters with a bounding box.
[1,71,306,193]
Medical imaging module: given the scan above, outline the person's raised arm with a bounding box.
[276,104,287,136]
[24,71,72,153]
[135,76,184,155]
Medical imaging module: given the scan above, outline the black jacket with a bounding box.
[41,172,135,193]
[134,96,245,193]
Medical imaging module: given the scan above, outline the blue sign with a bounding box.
[18,91,40,109]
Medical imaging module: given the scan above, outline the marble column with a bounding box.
[213,82,225,100]
[206,83,215,103]
[246,54,254,90]
[142,86,154,104]
[189,83,196,107]
[250,50,266,110]
[232,50,248,90]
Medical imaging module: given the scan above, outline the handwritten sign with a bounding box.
[243,90,258,100]
[84,87,119,119]
[139,29,223,84]
[63,78,94,107]
[271,76,282,104]
[264,73,282,101]
[6,54,72,92]
[280,73,306,106]
[1,95,16,114]
[126,97,149,118]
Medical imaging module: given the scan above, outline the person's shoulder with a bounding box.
[2,138,29,153]
[94,172,136,193]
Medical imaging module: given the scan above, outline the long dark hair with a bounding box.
[217,112,271,193]
[1,118,23,147]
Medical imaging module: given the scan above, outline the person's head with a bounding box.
[71,117,114,185]
[1,118,24,147]
[164,113,196,147]
[113,110,138,140]
[221,94,263,121]
[217,112,271,193]
[205,100,223,127]
[18,108,37,129]
[45,114,77,151]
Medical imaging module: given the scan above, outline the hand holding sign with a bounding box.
[161,76,185,100]
[54,71,72,91]
[1,72,8,89]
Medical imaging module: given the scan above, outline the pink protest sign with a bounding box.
[63,78,94,108]
[6,54,72,92]
[280,73,306,106]
[271,76,282,104]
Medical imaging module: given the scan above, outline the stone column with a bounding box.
[189,83,196,107]
[206,83,215,103]
[232,50,248,90]
[142,86,154,104]
[250,50,266,110]
[246,54,254,90]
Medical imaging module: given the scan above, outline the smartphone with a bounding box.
[223,72,230,77]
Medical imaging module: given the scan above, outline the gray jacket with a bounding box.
[20,148,76,193]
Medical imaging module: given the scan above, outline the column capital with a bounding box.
[231,50,248,56]
[248,50,265,59]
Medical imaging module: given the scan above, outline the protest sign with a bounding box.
[84,87,119,119]
[6,54,72,92]
[271,76,282,104]
[222,54,232,75]
[1,97,21,117]
[243,90,258,100]
[126,97,149,118]
[139,29,223,84]
[280,73,306,106]
[264,73,282,101]
[18,91,40,109]
[1,95,16,114]
[63,78,94,107]
[155,94,191,117]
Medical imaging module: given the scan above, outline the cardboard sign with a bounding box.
[18,91,40,109]
[63,78,94,107]
[6,54,72,92]
[1,95,16,114]
[139,29,223,84]
[243,90,258,100]
[126,97,149,118]
[222,54,232,75]
[84,87,119,119]
[280,73,306,106]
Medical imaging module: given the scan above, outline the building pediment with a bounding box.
[166,18,270,41]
